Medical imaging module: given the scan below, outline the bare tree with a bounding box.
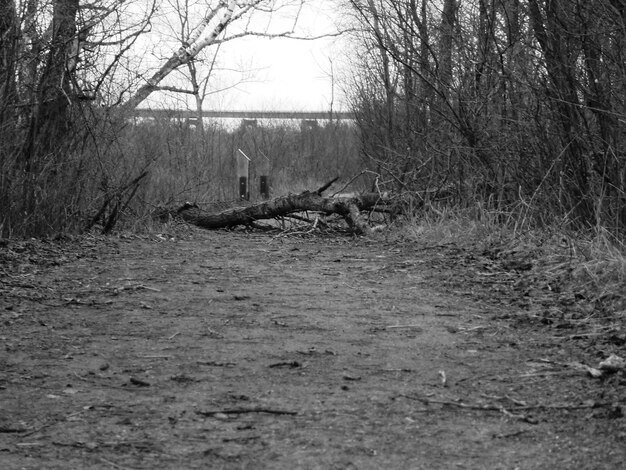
[345,0,626,231]
[146,0,257,132]
[0,0,156,236]
[4,0,155,163]
[122,0,309,111]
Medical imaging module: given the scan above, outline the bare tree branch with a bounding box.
[122,0,261,110]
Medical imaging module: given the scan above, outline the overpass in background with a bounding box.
[132,108,355,121]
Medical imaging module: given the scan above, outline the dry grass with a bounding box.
[394,203,516,249]
[392,203,626,320]
[566,231,626,313]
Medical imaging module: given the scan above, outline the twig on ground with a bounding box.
[516,371,578,378]
[113,284,161,293]
[196,360,236,367]
[196,407,297,417]
[537,358,603,378]
[135,284,161,292]
[129,377,150,387]
[100,457,139,470]
[268,361,302,368]
[0,425,28,433]
[385,324,423,329]
[402,394,612,411]
[400,394,614,424]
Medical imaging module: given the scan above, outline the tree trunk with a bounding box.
[23,0,80,164]
[528,0,594,226]
[439,0,457,96]
[0,0,17,126]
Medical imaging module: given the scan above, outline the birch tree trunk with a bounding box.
[122,0,241,111]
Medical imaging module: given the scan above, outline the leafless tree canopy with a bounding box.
[345,0,626,231]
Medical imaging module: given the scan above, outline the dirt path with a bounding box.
[1,229,624,469]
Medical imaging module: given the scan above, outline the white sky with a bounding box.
[142,0,350,112]
[213,34,345,112]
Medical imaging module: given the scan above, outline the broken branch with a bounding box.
[159,189,395,235]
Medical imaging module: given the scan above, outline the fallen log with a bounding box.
[159,183,393,235]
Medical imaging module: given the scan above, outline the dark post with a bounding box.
[258,151,271,199]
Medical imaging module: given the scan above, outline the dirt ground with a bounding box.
[1,226,625,469]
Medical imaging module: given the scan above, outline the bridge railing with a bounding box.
[130,109,355,121]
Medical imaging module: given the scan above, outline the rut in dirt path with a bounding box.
[0,229,624,469]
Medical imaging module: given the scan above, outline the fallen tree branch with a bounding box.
[159,186,394,235]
